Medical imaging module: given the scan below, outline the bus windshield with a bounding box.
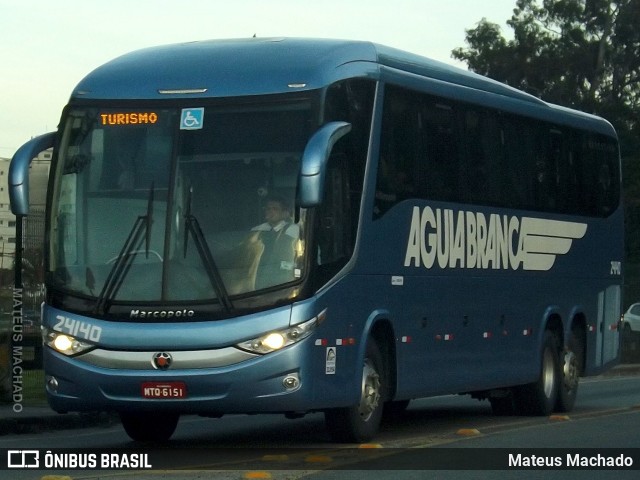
[48,98,315,311]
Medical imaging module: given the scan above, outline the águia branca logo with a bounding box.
[404,206,587,271]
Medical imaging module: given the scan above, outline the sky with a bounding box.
[0,0,518,157]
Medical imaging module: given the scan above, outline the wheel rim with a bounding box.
[562,350,579,391]
[542,348,556,398]
[358,358,381,421]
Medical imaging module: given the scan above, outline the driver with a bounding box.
[250,195,300,289]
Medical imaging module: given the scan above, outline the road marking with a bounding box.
[244,472,271,479]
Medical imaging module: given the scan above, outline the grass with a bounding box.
[20,369,47,406]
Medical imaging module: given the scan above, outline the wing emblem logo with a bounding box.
[519,217,587,271]
[404,206,588,271]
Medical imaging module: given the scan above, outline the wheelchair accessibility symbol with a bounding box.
[180,108,204,130]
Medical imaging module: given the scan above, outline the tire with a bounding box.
[514,330,560,416]
[556,326,584,412]
[120,412,179,442]
[325,339,385,443]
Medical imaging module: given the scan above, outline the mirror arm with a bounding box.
[298,121,351,207]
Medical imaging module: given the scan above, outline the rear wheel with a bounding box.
[119,412,179,442]
[514,330,560,416]
[556,326,584,412]
[325,339,385,443]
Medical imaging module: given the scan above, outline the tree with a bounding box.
[453,0,640,274]
[452,0,639,154]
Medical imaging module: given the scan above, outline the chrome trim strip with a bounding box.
[158,88,208,94]
[79,347,257,370]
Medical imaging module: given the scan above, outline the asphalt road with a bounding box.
[1,373,640,479]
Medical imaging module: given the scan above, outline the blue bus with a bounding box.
[10,38,622,442]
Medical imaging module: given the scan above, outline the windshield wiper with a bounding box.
[93,183,154,315]
[183,186,233,313]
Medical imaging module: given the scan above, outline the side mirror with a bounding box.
[9,132,56,216]
[298,121,351,207]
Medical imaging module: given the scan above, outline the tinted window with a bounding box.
[375,85,619,218]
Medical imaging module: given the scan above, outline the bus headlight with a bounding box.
[44,328,95,356]
[236,310,325,355]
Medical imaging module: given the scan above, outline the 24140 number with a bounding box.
[53,315,102,342]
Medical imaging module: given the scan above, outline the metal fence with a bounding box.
[0,207,46,405]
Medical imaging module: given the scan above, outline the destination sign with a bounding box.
[100,112,158,125]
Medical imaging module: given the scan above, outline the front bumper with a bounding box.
[44,340,315,415]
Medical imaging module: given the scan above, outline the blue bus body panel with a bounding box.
[68,38,595,116]
[42,300,363,414]
[72,38,380,100]
[44,304,293,350]
[44,343,319,414]
[354,199,624,384]
[40,37,622,416]
[71,37,616,139]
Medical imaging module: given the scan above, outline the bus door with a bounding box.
[596,285,621,366]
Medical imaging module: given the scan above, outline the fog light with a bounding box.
[46,376,59,393]
[283,374,300,390]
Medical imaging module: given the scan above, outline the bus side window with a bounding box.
[501,116,537,210]
[375,87,419,217]
[533,131,559,212]
[324,78,374,241]
[581,135,619,216]
[422,102,459,202]
[314,151,353,288]
[460,108,502,205]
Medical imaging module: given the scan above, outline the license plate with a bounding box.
[141,381,187,399]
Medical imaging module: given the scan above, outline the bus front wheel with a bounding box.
[120,412,179,442]
[325,339,385,443]
[514,330,560,416]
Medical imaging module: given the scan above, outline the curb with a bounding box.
[0,411,118,436]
